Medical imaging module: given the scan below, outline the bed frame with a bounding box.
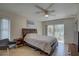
[22,28,58,56]
[22,28,37,39]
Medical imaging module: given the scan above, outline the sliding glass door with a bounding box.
[47,24,64,43]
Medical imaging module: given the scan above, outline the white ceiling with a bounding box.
[0,3,78,21]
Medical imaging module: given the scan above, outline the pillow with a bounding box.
[24,33,37,40]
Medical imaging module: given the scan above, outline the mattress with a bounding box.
[24,33,57,54]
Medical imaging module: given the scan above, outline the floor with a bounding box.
[0,43,69,56]
[53,43,69,56]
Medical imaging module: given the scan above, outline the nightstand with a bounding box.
[15,38,25,47]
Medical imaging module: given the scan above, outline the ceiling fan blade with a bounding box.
[46,3,54,10]
[35,5,46,11]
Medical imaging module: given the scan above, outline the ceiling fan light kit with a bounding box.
[44,14,49,17]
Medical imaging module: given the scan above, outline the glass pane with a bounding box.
[47,25,54,36]
[1,31,9,39]
[1,19,9,30]
[55,24,64,43]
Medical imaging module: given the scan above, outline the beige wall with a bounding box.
[77,14,79,31]
[77,4,79,31]
[0,11,27,41]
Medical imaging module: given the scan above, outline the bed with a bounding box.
[22,28,58,56]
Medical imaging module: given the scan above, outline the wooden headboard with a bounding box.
[22,28,37,39]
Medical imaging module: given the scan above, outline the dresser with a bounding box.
[68,43,78,56]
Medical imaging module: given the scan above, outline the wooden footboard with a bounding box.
[24,42,49,55]
[24,41,58,56]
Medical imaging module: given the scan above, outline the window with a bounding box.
[0,18,10,40]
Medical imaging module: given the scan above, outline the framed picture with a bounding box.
[27,20,36,28]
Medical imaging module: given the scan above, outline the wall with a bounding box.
[0,11,27,41]
[77,4,79,31]
[42,17,77,44]
[36,21,42,35]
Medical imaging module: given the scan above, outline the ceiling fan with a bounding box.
[35,4,55,18]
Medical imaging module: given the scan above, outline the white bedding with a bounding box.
[24,33,57,54]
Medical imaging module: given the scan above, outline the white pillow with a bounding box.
[24,33,37,40]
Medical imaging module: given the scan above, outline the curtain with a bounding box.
[0,17,10,40]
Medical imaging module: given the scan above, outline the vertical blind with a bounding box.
[0,18,10,40]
